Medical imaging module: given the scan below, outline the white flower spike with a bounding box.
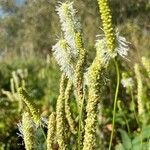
[97,29,130,59]
[52,39,74,79]
[56,1,81,57]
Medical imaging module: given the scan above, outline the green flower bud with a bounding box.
[47,112,56,150]
[142,57,150,78]
[65,80,77,134]
[97,0,116,54]
[134,63,146,123]
[18,88,40,124]
[21,112,36,150]
[83,39,108,150]
[56,74,68,149]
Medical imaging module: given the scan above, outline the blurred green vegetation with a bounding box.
[0,0,149,149]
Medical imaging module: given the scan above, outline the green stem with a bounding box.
[40,125,47,141]
[123,113,130,134]
[109,59,120,150]
[130,89,143,146]
[130,89,140,127]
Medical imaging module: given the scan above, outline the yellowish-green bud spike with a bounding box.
[21,112,36,150]
[142,57,150,78]
[12,71,20,90]
[74,30,86,110]
[75,32,84,53]
[10,78,15,94]
[2,90,15,101]
[21,79,26,89]
[56,74,68,149]
[65,80,77,135]
[75,48,86,109]
[47,112,56,150]
[18,88,40,124]
[134,63,146,123]
[74,39,86,148]
[97,0,116,53]
[83,40,109,150]
[83,58,102,150]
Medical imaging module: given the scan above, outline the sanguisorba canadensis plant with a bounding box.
[17,1,132,149]
[134,63,146,124]
[18,112,36,150]
[47,112,56,150]
[142,57,150,78]
[55,74,68,150]
[18,88,40,125]
[83,39,110,150]
[54,2,86,148]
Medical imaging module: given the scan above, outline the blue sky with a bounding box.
[0,0,25,17]
[15,0,25,6]
[0,9,4,17]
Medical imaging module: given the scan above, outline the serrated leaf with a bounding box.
[119,129,132,150]
[141,125,150,139]
[132,126,150,150]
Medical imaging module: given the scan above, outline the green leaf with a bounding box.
[141,125,150,139]
[119,129,132,150]
[132,126,150,150]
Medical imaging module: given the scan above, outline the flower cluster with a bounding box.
[121,73,134,89]
[18,112,36,150]
[52,39,74,79]
[97,0,116,53]
[56,1,81,55]
[134,64,145,119]
[56,74,68,150]
[115,31,130,59]
[142,56,150,78]
[18,88,40,124]
[47,112,56,150]
[64,80,77,135]
[83,40,109,150]
[96,30,129,60]
[121,77,134,88]
[98,0,129,59]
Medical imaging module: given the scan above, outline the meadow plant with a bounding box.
[64,80,77,135]
[142,57,150,78]
[2,69,28,112]
[56,74,68,149]
[18,88,40,125]
[97,0,116,54]
[18,112,36,150]
[12,1,150,150]
[56,2,81,54]
[47,112,56,150]
[134,64,146,124]
[83,39,109,150]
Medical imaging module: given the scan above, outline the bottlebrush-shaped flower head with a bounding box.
[96,30,129,59]
[134,63,145,117]
[52,39,75,79]
[18,112,36,150]
[18,88,40,125]
[56,1,81,56]
[98,0,116,53]
[47,112,56,150]
[142,56,150,77]
[98,0,129,59]
[121,72,134,89]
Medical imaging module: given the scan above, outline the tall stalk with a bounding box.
[109,59,120,150]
